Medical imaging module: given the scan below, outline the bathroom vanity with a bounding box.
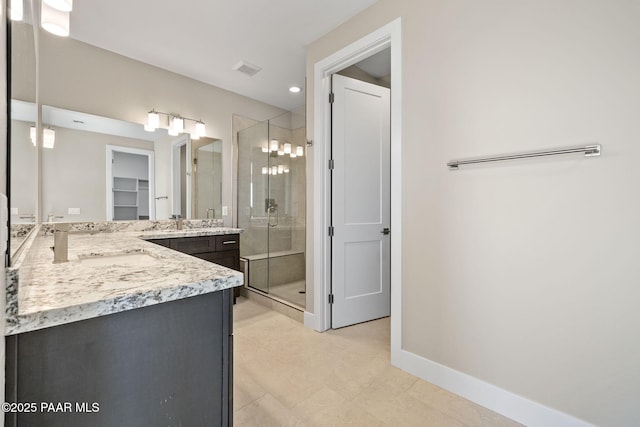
[5,221,243,427]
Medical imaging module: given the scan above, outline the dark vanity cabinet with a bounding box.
[148,234,241,300]
[148,234,240,271]
[5,289,234,427]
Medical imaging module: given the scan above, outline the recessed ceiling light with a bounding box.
[289,86,301,93]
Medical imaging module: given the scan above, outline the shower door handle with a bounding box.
[381,228,390,235]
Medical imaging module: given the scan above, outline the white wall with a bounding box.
[10,120,37,222]
[112,151,148,180]
[306,1,640,426]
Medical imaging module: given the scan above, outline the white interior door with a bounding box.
[331,74,391,328]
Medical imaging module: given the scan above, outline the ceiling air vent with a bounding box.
[233,60,262,77]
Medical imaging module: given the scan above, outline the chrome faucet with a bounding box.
[171,214,184,230]
[51,223,69,263]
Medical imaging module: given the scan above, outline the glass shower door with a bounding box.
[237,109,306,309]
[237,121,270,293]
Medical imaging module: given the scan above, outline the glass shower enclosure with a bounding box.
[237,109,306,309]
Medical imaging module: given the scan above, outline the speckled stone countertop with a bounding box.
[6,223,244,335]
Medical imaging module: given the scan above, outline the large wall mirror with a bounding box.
[9,11,224,260]
[10,102,223,222]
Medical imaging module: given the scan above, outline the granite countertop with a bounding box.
[6,224,244,335]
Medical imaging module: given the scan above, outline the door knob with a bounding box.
[381,228,390,235]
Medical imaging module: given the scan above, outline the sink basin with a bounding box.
[78,251,158,267]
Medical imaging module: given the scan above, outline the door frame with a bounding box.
[170,135,191,219]
[309,17,402,353]
[106,145,156,221]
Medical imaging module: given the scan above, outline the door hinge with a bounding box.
[329,92,335,104]
[328,226,334,237]
[328,159,335,170]
[328,294,334,304]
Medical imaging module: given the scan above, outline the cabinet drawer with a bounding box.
[170,236,216,254]
[215,234,239,251]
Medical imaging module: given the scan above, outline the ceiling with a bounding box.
[70,0,379,111]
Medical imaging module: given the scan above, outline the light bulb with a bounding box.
[43,0,73,12]
[278,149,284,156]
[173,117,184,133]
[270,139,279,152]
[261,142,269,153]
[290,152,297,158]
[41,2,70,37]
[284,168,290,173]
[278,165,284,174]
[43,128,56,149]
[284,143,292,154]
[147,111,160,130]
[262,167,268,175]
[196,121,206,137]
[10,0,23,21]
[272,166,278,175]
[296,146,304,157]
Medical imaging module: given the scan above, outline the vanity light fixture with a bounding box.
[41,1,70,37]
[284,143,292,154]
[10,0,23,21]
[290,152,297,158]
[296,146,304,157]
[277,148,285,156]
[144,109,206,138]
[43,0,73,12]
[261,142,269,153]
[270,139,279,152]
[271,166,278,175]
[284,168,290,173]
[278,165,284,174]
[262,167,268,175]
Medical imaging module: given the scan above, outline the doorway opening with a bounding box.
[106,145,155,221]
[310,17,402,357]
[171,135,191,219]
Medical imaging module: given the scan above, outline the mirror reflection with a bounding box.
[10,102,224,228]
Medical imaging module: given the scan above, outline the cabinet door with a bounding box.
[5,291,232,427]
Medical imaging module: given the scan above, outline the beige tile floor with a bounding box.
[233,297,522,427]
[268,280,307,309]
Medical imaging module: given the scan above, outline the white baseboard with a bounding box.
[304,311,317,330]
[391,349,594,427]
